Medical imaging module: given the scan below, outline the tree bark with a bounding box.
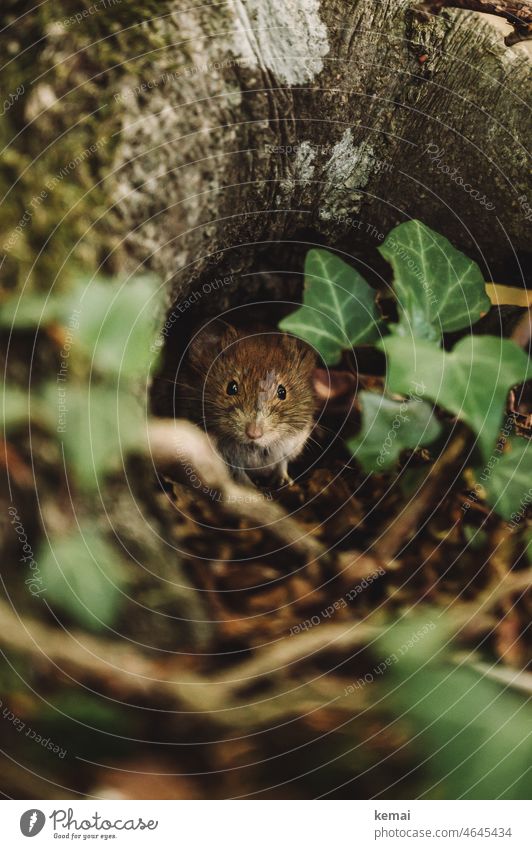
[1,1,531,799]
[418,1,532,45]
[108,0,532,305]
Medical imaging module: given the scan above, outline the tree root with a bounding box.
[1,568,529,714]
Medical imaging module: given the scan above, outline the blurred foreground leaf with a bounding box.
[2,386,54,431]
[378,616,531,799]
[47,384,145,491]
[39,524,126,631]
[0,273,160,380]
[76,274,159,379]
[0,291,66,329]
[2,387,32,430]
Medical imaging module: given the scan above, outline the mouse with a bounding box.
[179,323,317,486]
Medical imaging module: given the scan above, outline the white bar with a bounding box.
[1,800,529,848]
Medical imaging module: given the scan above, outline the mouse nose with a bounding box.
[245,421,264,440]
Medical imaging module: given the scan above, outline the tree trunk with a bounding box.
[109,0,532,303]
[1,0,531,800]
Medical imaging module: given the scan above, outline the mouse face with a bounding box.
[186,324,316,477]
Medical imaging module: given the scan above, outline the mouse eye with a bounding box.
[277,384,287,400]
[226,380,238,396]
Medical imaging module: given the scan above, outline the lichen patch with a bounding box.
[319,129,379,220]
[231,0,329,85]
[280,140,317,196]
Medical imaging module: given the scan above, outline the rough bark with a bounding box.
[107,0,532,308]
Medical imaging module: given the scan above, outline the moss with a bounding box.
[0,0,173,295]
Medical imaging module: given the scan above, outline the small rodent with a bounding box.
[180,323,317,486]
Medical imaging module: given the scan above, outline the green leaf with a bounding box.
[41,692,134,733]
[1,386,54,431]
[348,391,442,472]
[0,291,66,329]
[48,383,145,491]
[481,438,532,520]
[0,274,161,380]
[380,334,532,460]
[377,616,531,799]
[279,249,381,364]
[39,524,126,630]
[76,274,159,379]
[462,524,488,550]
[379,220,490,341]
[2,387,31,430]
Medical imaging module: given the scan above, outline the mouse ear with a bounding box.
[188,321,238,368]
[299,341,318,372]
[282,333,317,371]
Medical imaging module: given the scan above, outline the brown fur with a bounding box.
[179,324,316,483]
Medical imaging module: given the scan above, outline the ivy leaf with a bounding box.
[279,249,381,364]
[47,383,145,491]
[2,387,32,430]
[481,439,532,520]
[0,275,161,380]
[348,391,442,472]
[76,274,159,380]
[380,335,532,460]
[1,386,54,431]
[379,220,490,340]
[39,524,126,631]
[0,291,66,329]
[378,616,531,799]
